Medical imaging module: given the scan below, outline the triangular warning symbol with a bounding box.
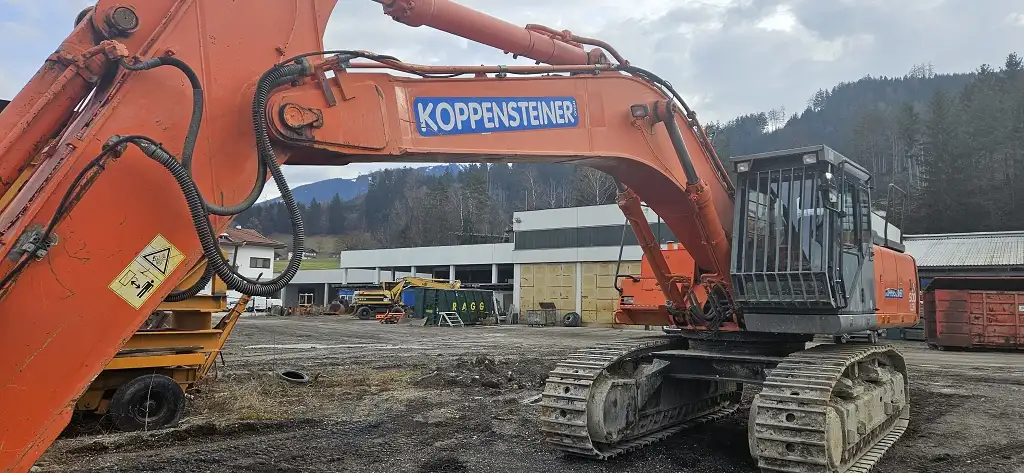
[142,248,171,274]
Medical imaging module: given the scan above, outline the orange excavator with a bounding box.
[0,1,920,472]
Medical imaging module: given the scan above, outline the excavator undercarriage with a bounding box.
[540,336,910,473]
[0,1,921,471]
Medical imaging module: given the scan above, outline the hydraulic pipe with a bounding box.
[372,0,595,65]
[0,17,103,199]
[656,101,732,282]
[616,184,688,326]
[656,101,700,186]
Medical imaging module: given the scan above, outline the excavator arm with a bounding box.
[0,1,915,472]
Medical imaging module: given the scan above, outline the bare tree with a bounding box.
[573,166,615,205]
[522,166,541,210]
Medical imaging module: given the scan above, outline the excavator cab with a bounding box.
[729,145,883,334]
[0,99,9,113]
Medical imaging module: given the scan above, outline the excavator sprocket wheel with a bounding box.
[538,336,740,459]
[750,343,910,473]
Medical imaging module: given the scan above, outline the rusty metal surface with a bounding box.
[926,287,1024,349]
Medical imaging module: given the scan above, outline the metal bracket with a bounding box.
[11,228,58,261]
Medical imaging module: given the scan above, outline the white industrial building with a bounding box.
[280,202,1024,325]
[283,204,675,324]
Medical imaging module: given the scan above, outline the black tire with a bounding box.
[276,369,311,384]
[356,306,373,320]
[108,374,185,432]
[562,311,581,327]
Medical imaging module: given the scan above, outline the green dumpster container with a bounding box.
[408,287,494,325]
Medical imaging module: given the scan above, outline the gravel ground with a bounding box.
[38,316,1024,473]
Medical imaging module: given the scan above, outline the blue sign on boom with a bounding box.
[414,96,579,137]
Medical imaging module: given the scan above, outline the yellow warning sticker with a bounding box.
[109,234,186,309]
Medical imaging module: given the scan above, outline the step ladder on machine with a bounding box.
[438,311,464,327]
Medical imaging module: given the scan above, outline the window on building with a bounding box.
[298,292,314,305]
[250,257,271,269]
[513,223,676,250]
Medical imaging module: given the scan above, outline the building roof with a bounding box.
[219,227,287,249]
[904,231,1024,268]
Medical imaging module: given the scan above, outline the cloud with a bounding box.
[2,0,1019,202]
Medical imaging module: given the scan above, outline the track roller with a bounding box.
[538,337,740,459]
[750,343,910,473]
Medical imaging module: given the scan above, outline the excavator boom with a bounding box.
[0,1,915,472]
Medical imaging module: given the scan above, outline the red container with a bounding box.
[924,277,1024,350]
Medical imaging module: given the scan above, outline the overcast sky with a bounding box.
[2,0,1021,200]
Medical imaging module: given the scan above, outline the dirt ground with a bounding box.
[39,316,1024,473]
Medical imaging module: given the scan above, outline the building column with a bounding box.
[342,268,348,285]
[324,283,330,304]
[449,264,456,283]
[513,264,521,316]
[575,262,583,315]
[375,267,381,284]
[410,266,417,278]
[491,264,499,284]
[390,268,396,281]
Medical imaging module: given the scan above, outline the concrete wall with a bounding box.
[340,243,513,268]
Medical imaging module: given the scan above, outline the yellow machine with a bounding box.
[73,263,250,432]
[352,277,460,320]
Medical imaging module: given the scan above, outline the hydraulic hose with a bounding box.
[0,134,151,293]
[121,56,267,216]
[130,135,300,297]
[159,63,305,299]
[164,264,213,302]
[111,59,310,297]
[620,64,735,195]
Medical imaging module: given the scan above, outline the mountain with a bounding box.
[707,68,976,160]
[268,164,464,205]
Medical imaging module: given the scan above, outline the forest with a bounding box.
[237,53,1024,251]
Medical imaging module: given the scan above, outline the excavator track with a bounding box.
[538,337,740,460]
[751,343,910,473]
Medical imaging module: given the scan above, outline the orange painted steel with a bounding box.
[0,1,731,463]
[873,246,921,328]
[0,23,120,200]
[615,244,700,326]
[616,188,687,315]
[0,1,334,470]
[0,0,920,469]
[269,71,735,277]
[373,0,603,65]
